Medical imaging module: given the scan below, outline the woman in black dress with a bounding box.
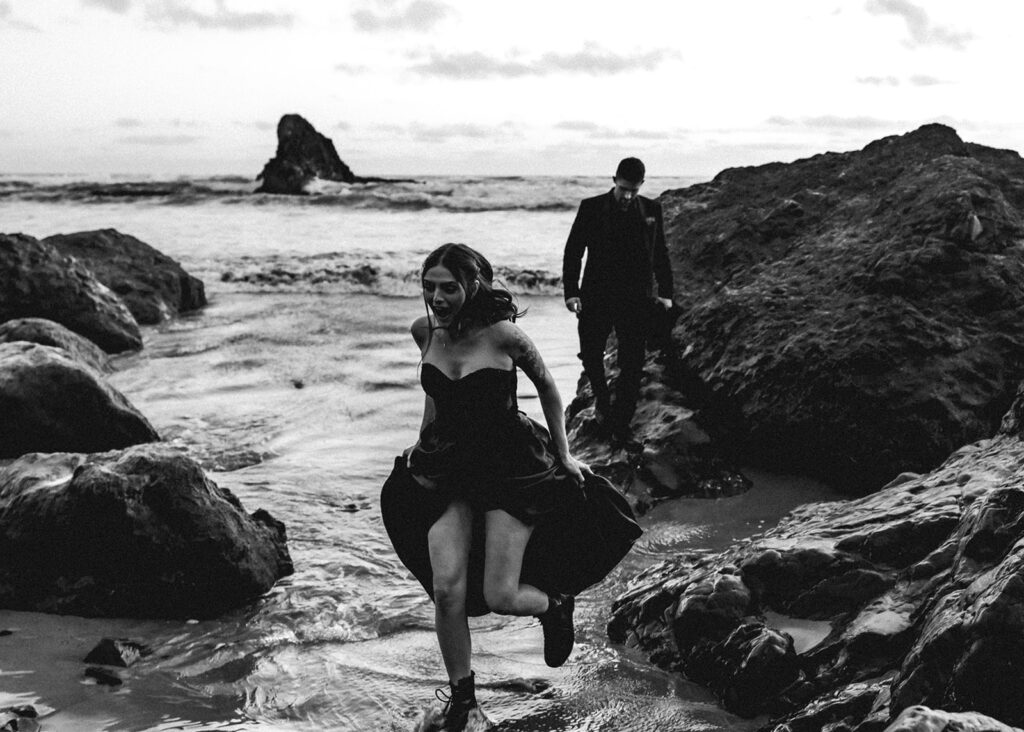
[383,243,640,730]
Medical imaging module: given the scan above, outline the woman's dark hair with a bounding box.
[421,243,524,337]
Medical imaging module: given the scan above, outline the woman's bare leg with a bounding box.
[482,510,549,616]
[428,500,473,683]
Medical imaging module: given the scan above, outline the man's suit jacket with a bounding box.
[562,189,673,308]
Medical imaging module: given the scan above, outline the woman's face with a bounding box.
[422,264,467,326]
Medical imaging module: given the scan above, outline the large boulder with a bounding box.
[608,381,1024,730]
[0,233,142,353]
[0,341,158,458]
[0,444,293,618]
[44,229,206,325]
[255,114,356,194]
[0,317,110,373]
[657,124,1024,491]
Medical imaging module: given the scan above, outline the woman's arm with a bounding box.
[499,322,585,482]
[407,317,435,461]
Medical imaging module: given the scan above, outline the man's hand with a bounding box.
[565,297,582,314]
[655,297,673,310]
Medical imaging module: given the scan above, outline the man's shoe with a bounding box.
[435,672,477,731]
[536,593,575,668]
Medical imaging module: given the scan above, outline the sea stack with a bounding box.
[255,114,356,194]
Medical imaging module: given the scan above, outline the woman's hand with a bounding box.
[558,454,587,484]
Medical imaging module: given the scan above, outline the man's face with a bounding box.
[612,177,643,211]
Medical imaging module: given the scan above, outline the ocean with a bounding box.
[0,174,838,731]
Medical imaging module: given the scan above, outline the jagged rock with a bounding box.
[84,637,151,667]
[761,677,892,731]
[0,705,40,732]
[255,114,356,194]
[883,705,1023,732]
[44,228,206,325]
[0,233,141,353]
[0,341,158,458]
[656,123,1024,491]
[608,381,1024,729]
[0,317,111,373]
[0,444,293,618]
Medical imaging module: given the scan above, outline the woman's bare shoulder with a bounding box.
[411,316,431,346]
[486,318,521,341]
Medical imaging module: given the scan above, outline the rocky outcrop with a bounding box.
[255,114,357,194]
[654,123,1024,492]
[44,229,206,325]
[0,317,110,373]
[608,381,1024,730]
[567,352,750,513]
[0,444,293,618]
[0,341,158,458]
[0,233,142,353]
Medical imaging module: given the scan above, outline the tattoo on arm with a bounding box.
[511,329,547,384]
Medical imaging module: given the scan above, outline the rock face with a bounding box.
[608,381,1024,730]
[0,317,110,373]
[658,124,1024,491]
[0,444,293,618]
[44,229,206,325]
[255,114,356,194]
[0,233,142,353]
[0,341,158,458]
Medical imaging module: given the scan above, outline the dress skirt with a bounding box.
[380,455,643,617]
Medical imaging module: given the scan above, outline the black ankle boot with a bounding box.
[436,671,477,731]
[536,593,575,667]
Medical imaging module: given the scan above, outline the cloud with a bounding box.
[81,0,132,12]
[120,134,201,145]
[555,121,677,141]
[908,74,945,86]
[410,44,679,79]
[115,117,145,127]
[865,0,973,49]
[856,75,900,86]
[855,74,948,87]
[335,62,370,74]
[352,0,453,33]
[146,0,293,30]
[555,121,602,132]
[768,115,898,130]
[0,0,41,30]
[408,122,520,143]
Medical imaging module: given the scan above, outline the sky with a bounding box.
[1,0,1022,178]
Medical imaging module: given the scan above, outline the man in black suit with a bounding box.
[563,157,674,439]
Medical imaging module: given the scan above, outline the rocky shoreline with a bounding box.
[578,125,1024,730]
[1,229,292,623]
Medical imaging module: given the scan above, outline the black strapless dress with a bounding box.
[406,363,570,524]
[381,362,643,616]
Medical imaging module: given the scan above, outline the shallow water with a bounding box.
[0,291,842,731]
[1,175,840,730]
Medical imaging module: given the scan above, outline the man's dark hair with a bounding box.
[615,157,645,182]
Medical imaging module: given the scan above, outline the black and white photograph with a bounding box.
[3,2,1024,730]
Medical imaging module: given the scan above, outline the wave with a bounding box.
[0,174,620,213]
[212,254,564,297]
